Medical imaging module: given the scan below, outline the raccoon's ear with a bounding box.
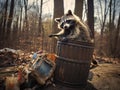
[67,10,73,16]
[55,18,61,23]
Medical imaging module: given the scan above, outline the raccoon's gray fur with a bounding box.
[49,10,93,43]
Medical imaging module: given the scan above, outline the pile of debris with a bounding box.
[0,48,18,67]
[0,48,56,90]
[0,48,32,67]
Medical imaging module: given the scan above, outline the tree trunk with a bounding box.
[2,0,8,31]
[24,0,28,31]
[114,13,120,58]
[112,0,116,23]
[20,5,23,31]
[12,16,19,48]
[87,0,94,39]
[112,0,117,58]
[6,0,15,40]
[74,0,83,19]
[0,0,8,44]
[108,0,113,57]
[38,0,43,34]
[37,0,44,50]
[52,0,64,52]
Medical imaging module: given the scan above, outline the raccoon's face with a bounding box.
[55,10,76,30]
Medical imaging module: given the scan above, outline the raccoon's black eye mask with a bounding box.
[66,20,76,24]
[60,20,76,29]
[61,19,76,24]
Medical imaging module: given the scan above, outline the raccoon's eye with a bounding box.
[66,20,76,24]
[66,20,71,23]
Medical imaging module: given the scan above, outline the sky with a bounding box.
[28,0,75,15]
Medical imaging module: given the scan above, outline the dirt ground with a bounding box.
[0,62,120,90]
[44,63,120,90]
[89,63,120,90]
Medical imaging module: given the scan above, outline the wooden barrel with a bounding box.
[54,40,94,87]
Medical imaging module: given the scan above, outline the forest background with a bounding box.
[0,0,120,59]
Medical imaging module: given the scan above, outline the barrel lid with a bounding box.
[57,40,94,47]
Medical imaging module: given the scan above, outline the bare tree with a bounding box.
[95,0,120,58]
[38,0,43,34]
[98,0,109,57]
[19,0,23,31]
[114,13,120,58]
[2,0,8,31]
[108,0,118,57]
[52,0,64,52]
[38,0,44,50]
[87,0,94,39]
[74,0,83,19]
[6,0,15,39]
[0,0,8,41]
[99,0,109,37]
[24,0,28,30]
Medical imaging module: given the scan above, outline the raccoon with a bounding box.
[49,10,93,43]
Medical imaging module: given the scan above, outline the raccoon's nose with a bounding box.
[64,26,68,29]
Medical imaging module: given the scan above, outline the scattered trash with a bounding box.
[0,48,57,90]
[0,47,120,90]
[0,66,18,75]
[0,48,31,67]
[0,48,18,54]
[31,55,56,85]
[5,74,20,90]
[32,53,37,60]
[46,53,56,62]
[90,54,99,69]
[0,48,18,67]
[92,53,120,64]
